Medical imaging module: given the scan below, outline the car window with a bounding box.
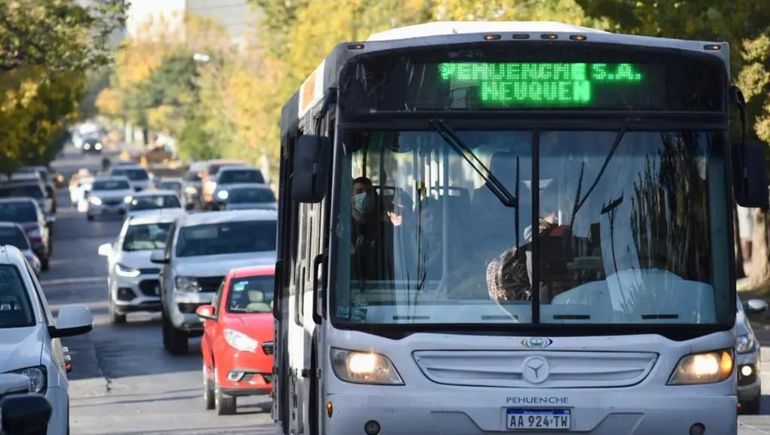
[159,182,181,190]
[0,202,37,222]
[175,220,276,257]
[228,188,275,204]
[218,170,264,184]
[212,282,225,314]
[128,195,181,211]
[0,184,43,199]
[0,227,30,249]
[25,262,52,326]
[0,264,35,328]
[227,275,275,313]
[93,180,130,190]
[123,223,173,251]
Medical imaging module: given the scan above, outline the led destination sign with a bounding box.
[438,62,652,107]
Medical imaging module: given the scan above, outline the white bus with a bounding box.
[273,21,768,435]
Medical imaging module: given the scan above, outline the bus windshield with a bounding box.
[332,129,730,326]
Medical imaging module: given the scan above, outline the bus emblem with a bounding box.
[521,337,553,349]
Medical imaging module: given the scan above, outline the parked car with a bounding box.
[151,210,277,355]
[16,167,57,212]
[109,165,153,192]
[0,245,93,434]
[197,265,275,415]
[125,190,182,218]
[86,177,133,221]
[98,211,183,323]
[199,160,247,208]
[0,222,41,275]
[737,295,768,414]
[0,198,52,270]
[0,175,55,217]
[217,184,277,211]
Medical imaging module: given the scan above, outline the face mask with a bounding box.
[353,192,369,214]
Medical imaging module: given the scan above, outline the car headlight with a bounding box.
[216,190,229,200]
[89,196,102,206]
[331,348,404,385]
[736,334,756,354]
[95,142,103,150]
[668,349,733,385]
[175,276,200,292]
[185,186,198,194]
[6,366,47,393]
[223,328,259,352]
[115,263,141,278]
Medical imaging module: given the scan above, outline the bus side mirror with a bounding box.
[292,135,331,203]
[734,140,769,208]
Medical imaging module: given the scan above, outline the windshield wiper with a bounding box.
[430,119,517,208]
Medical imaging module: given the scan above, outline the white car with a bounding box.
[98,210,184,323]
[151,210,277,354]
[215,183,277,211]
[109,165,153,192]
[86,176,133,221]
[0,223,41,275]
[0,245,93,434]
[124,190,183,219]
[736,295,767,414]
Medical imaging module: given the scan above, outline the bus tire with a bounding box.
[743,396,761,415]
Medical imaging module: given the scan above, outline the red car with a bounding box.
[196,265,275,415]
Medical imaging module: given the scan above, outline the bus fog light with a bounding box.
[741,365,753,377]
[364,420,381,435]
[668,349,733,385]
[331,348,404,385]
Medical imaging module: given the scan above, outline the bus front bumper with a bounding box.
[323,390,737,435]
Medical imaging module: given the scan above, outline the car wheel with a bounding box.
[203,364,215,410]
[743,395,762,414]
[41,257,50,271]
[162,311,188,355]
[109,299,126,324]
[214,371,236,415]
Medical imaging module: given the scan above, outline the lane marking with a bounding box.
[41,276,107,286]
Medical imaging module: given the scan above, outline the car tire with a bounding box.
[41,257,50,271]
[87,214,94,221]
[162,312,188,355]
[743,395,761,414]
[214,371,236,415]
[109,299,126,324]
[203,364,215,410]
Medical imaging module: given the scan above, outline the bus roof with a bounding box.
[281,21,729,133]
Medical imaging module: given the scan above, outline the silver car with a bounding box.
[0,223,41,275]
[215,183,276,211]
[737,295,768,414]
[151,210,277,355]
[124,190,182,219]
[98,210,184,323]
[86,177,133,220]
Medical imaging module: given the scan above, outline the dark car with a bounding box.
[0,198,52,270]
[0,178,55,217]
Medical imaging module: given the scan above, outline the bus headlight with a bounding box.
[668,349,733,385]
[736,334,756,354]
[331,348,404,385]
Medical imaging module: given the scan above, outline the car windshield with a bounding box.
[128,195,181,211]
[112,169,149,181]
[93,180,130,190]
[227,275,275,313]
[176,220,276,257]
[0,265,35,328]
[123,223,173,251]
[219,169,264,184]
[0,184,43,199]
[228,188,275,204]
[0,227,29,249]
[159,181,181,190]
[333,129,730,326]
[0,202,36,222]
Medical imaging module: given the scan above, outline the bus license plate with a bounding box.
[506,408,571,430]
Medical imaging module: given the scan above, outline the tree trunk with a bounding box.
[749,209,770,287]
[734,206,746,279]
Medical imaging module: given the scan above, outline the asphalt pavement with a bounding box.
[45,148,281,434]
[38,146,770,434]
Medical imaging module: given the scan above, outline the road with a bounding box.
[38,146,770,434]
[45,148,282,434]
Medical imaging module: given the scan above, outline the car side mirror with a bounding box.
[45,214,56,225]
[97,243,112,257]
[49,305,93,338]
[195,304,216,321]
[150,250,169,264]
[1,394,52,435]
[292,135,331,203]
[744,299,768,316]
[734,140,769,208]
